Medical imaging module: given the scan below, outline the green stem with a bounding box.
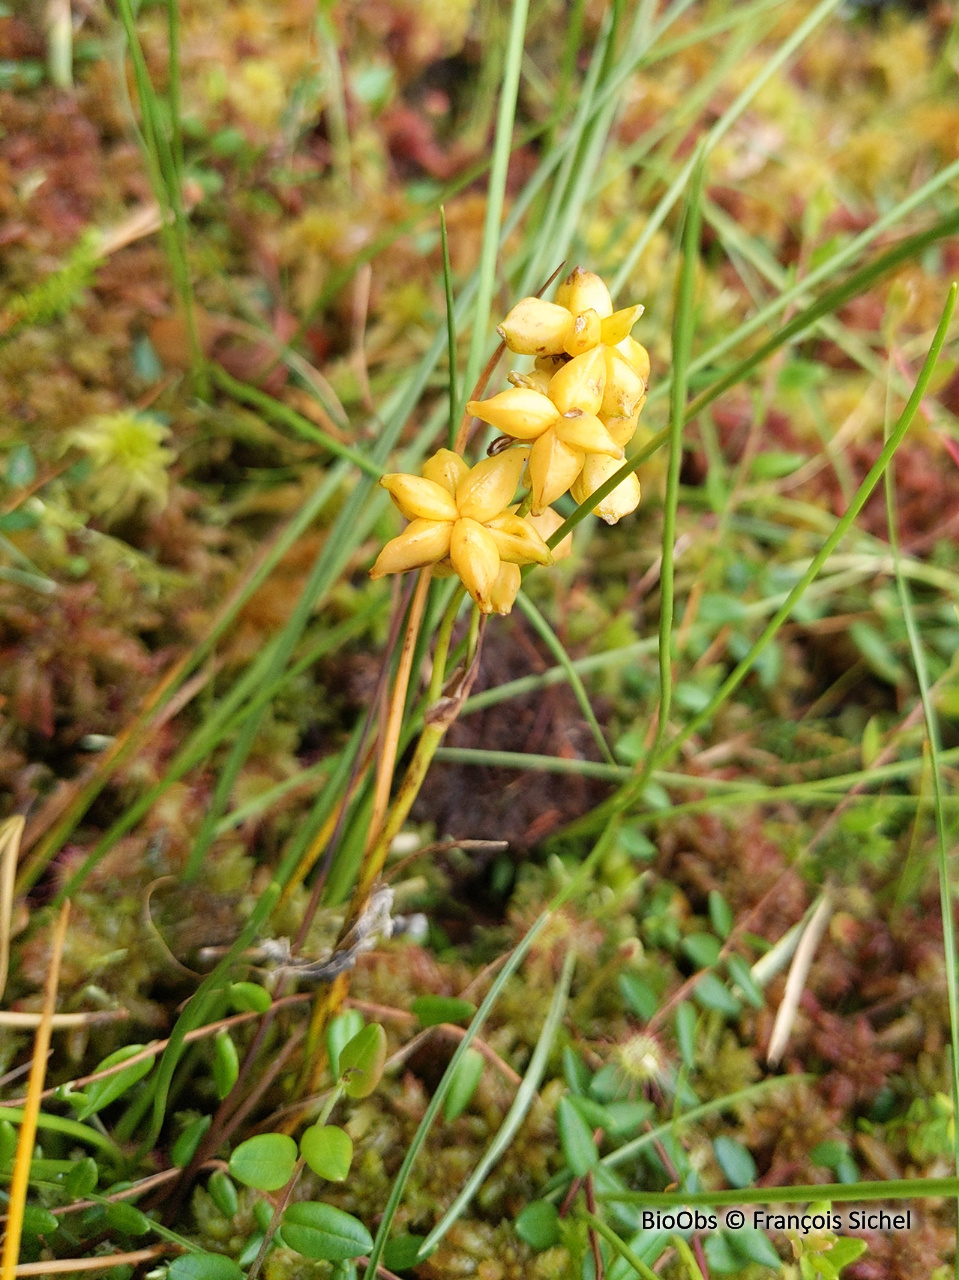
[582,1212,658,1280]
[460,0,531,412]
[440,207,458,450]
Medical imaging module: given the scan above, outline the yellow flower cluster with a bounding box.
[370,447,567,614]
[369,268,646,615]
[468,267,649,522]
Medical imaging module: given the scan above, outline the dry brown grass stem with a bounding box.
[0,817,23,1001]
[367,566,433,858]
[3,995,310,1109]
[12,1246,174,1275]
[0,1010,128,1029]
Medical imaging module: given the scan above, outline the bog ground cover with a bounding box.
[2,0,959,1277]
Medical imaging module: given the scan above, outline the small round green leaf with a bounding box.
[515,1200,560,1251]
[253,1198,274,1232]
[618,973,658,1021]
[229,1133,297,1191]
[64,1156,98,1198]
[713,1135,756,1188]
[229,982,271,1014]
[213,1030,240,1100]
[383,1235,434,1269]
[281,1201,373,1261]
[168,1253,245,1280]
[443,1047,484,1122]
[0,1119,17,1166]
[104,1202,150,1235]
[682,932,721,968]
[675,1001,697,1070]
[207,1170,239,1218]
[338,1023,387,1099]
[7,444,37,487]
[557,1095,599,1176]
[237,1233,265,1269]
[410,995,476,1027]
[708,890,733,939]
[21,1204,59,1236]
[74,1046,153,1120]
[300,1124,353,1182]
[172,1115,212,1168]
[562,1046,591,1095]
[725,954,764,1009]
[693,972,741,1017]
[327,1010,364,1078]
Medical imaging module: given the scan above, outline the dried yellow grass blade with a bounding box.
[0,816,23,1001]
[1,900,71,1280]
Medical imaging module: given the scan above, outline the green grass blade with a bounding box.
[440,206,458,448]
[884,358,959,1248]
[610,0,846,299]
[600,1176,959,1208]
[434,747,625,781]
[685,155,959,389]
[417,949,576,1256]
[460,0,531,408]
[210,365,381,477]
[583,1212,658,1280]
[360,909,554,1279]
[648,284,958,776]
[682,209,959,424]
[515,591,615,765]
[652,149,705,767]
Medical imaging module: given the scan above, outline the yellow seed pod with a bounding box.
[528,431,585,513]
[571,454,641,525]
[497,297,573,356]
[547,347,606,415]
[603,403,645,448]
[616,336,651,383]
[466,388,559,440]
[485,511,553,565]
[422,448,469,495]
[380,473,459,522]
[370,518,453,577]
[601,346,647,419]
[455,447,529,523]
[488,562,522,615]
[555,409,623,459]
[533,354,568,378]
[555,267,613,320]
[527,507,573,561]
[564,307,602,357]
[600,304,644,346]
[507,368,552,395]
[450,517,501,612]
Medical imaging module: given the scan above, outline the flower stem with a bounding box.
[297,587,476,1101]
[367,568,433,855]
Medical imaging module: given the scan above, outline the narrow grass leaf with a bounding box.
[515,592,615,765]
[420,950,577,1253]
[884,368,959,1231]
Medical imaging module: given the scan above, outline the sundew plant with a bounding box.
[3,1,959,1278]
